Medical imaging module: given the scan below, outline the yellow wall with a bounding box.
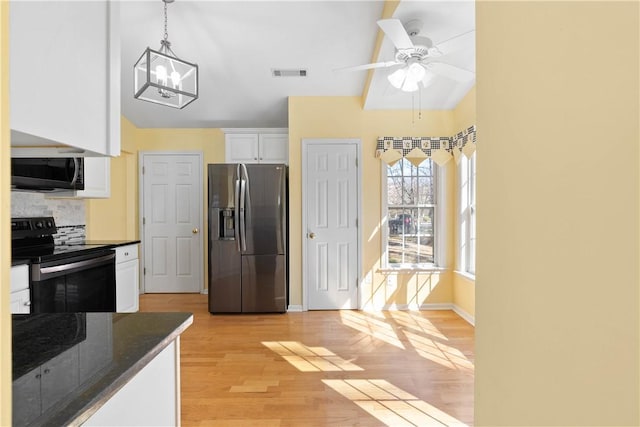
[0,2,11,423]
[288,96,457,308]
[86,117,140,240]
[452,87,476,318]
[475,1,639,425]
[87,123,227,289]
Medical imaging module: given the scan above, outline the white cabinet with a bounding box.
[13,346,80,426]
[224,130,288,164]
[259,134,289,163]
[76,157,111,198]
[10,1,121,156]
[115,245,139,313]
[83,339,180,427]
[10,264,30,314]
[44,157,111,199]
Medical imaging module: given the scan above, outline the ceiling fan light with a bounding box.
[388,67,407,89]
[407,62,426,81]
[401,78,419,92]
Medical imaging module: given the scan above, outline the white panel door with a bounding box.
[142,153,202,293]
[305,142,359,309]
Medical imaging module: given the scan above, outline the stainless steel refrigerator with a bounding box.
[208,163,287,313]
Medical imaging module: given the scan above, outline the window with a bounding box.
[459,152,476,275]
[383,158,440,268]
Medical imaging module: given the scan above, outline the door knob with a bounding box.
[309,232,316,239]
[192,228,199,234]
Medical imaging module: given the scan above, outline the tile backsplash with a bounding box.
[11,191,85,227]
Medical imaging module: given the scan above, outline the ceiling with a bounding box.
[120,0,475,129]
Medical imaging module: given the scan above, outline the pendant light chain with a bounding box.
[163,1,169,42]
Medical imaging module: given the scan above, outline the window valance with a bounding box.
[376,125,476,167]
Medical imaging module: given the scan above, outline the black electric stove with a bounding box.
[11,217,112,263]
[11,217,117,313]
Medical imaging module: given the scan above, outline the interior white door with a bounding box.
[305,141,359,309]
[142,153,203,293]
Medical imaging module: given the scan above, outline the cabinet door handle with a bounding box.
[24,301,31,306]
[124,252,129,256]
[43,368,50,374]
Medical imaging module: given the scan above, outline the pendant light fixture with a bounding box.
[134,0,198,109]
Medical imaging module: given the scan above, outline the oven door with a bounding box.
[31,250,116,313]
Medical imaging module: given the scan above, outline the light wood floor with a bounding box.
[139,294,475,427]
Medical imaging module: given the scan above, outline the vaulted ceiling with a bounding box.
[120,0,475,128]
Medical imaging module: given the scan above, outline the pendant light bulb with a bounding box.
[171,71,181,87]
[156,65,167,85]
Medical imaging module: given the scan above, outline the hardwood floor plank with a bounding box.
[140,294,475,426]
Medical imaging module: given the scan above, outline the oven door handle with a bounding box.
[32,252,116,281]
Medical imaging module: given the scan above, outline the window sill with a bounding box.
[378,267,448,274]
[454,270,476,282]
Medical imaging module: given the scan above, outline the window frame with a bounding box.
[381,158,447,271]
[458,152,476,276]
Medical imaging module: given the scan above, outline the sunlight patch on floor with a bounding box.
[262,341,363,372]
[339,310,406,349]
[403,330,474,373]
[387,310,449,341]
[323,379,468,427]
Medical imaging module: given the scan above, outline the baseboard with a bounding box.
[452,304,475,326]
[200,288,208,295]
[283,303,475,325]
[419,303,455,311]
[420,303,475,326]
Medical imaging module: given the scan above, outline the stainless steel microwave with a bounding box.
[11,157,84,191]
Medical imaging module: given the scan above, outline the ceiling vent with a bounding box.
[272,69,308,77]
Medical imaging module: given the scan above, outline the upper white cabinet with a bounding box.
[76,157,111,198]
[10,1,121,156]
[224,129,288,164]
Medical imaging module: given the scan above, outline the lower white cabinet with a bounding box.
[10,264,30,314]
[115,244,139,313]
[83,339,180,426]
[13,346,80,426]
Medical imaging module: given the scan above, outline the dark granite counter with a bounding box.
[11,258,30,267]
[12,312,193,427]
[68,239,141,248]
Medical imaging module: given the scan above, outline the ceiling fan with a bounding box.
[340,19,475,93]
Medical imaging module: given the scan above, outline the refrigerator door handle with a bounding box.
[235,176,241,252]
[239,178,247,252]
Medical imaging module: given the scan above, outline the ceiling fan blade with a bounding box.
[431,30,475,56]
[334,61,400,72]
[377,19,414,49]
[426,62,475,82]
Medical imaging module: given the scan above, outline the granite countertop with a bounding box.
[68,239,141,248]
[12,312,193,427]
[11,259,31,267]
